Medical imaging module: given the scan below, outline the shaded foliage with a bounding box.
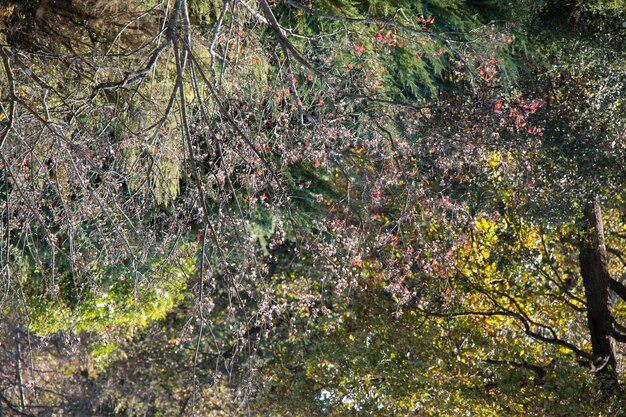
[1,0,626,415]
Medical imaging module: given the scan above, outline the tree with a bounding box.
[1,0,626,415]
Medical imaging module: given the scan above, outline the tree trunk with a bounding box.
[578,197,618,386]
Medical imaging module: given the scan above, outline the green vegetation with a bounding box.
[0,0,625,415]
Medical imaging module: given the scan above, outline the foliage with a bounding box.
[1,0,626,416]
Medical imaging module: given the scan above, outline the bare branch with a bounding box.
[258,0,319,74]
[91,0,184,95]
[236,0,267,25]
[186,48,281,184]
[0,47,16,151]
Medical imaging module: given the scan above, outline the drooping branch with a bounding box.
[258,0,319,74]
[0,390,34,417]
[15,328,25,413]
[483,358,550,382]
[91,0,185,94]
[0,47,16,151]
[209,0,231,70]
[422,309,592,360]
[441,255,593,361]
[256,0,314,125]
[186,48,280,183]
[538,228,586,307]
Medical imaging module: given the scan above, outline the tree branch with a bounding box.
[186,48,281,184]
[423,308,592,360]
[483,358,550,382]
[607,246,626,266]
[284,0,453,46]
[609,277,626,302]
[258,0,319,74]
[91,0,184,95]
[15,328,26,413]
[0,47,16,151]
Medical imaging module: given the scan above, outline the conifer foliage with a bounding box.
[0,0,625,415]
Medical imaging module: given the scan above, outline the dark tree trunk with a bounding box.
[578,197,618,385]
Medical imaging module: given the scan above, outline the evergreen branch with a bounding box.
[283,0,453,45]
[341,94,442,111]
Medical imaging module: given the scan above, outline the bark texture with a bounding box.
[578,197,617,381]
